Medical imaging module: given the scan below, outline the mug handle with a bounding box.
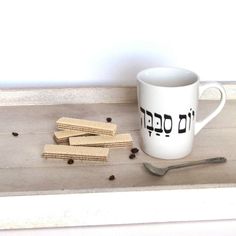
[195,82,226,135]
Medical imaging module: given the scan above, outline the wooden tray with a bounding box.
[0,85,236,229]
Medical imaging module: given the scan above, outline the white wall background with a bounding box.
[0,0,235,88]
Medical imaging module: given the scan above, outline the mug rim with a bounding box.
[137,67,199,88]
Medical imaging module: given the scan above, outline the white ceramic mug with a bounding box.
[137,67,226,159]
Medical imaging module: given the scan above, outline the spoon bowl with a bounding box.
[143,163,168,176]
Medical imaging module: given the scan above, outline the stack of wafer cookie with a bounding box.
[56,117,117,136]
[69,133,133,148]
[43,144,109,161]
[54,130,93,145]
[42,117,133,162]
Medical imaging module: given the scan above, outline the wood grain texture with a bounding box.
[0,101,235,195]
[0,83,235,106]
[0,100,235,134]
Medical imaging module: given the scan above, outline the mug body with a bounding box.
[137,67,199,159]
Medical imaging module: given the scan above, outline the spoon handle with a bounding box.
[167,157,226,171]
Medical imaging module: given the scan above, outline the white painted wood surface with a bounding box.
[0,86,236,229]
[0,83,236,106]
[2,220,236,236]
[0,87,137,106]
[1,188,236,230]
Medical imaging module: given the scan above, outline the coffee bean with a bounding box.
[131,148,139,154]
[129,153,136,159]
[106,117,112,122]
[12,132,19,137]
[67,159,74,165]
[109,175,115,180]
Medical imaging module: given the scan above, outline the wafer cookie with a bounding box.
[54,130,93,145]
[69,133,133,148]
[56,117,117,136]
[43,144,109,161]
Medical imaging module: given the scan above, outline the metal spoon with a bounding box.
[143,157,227,176]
